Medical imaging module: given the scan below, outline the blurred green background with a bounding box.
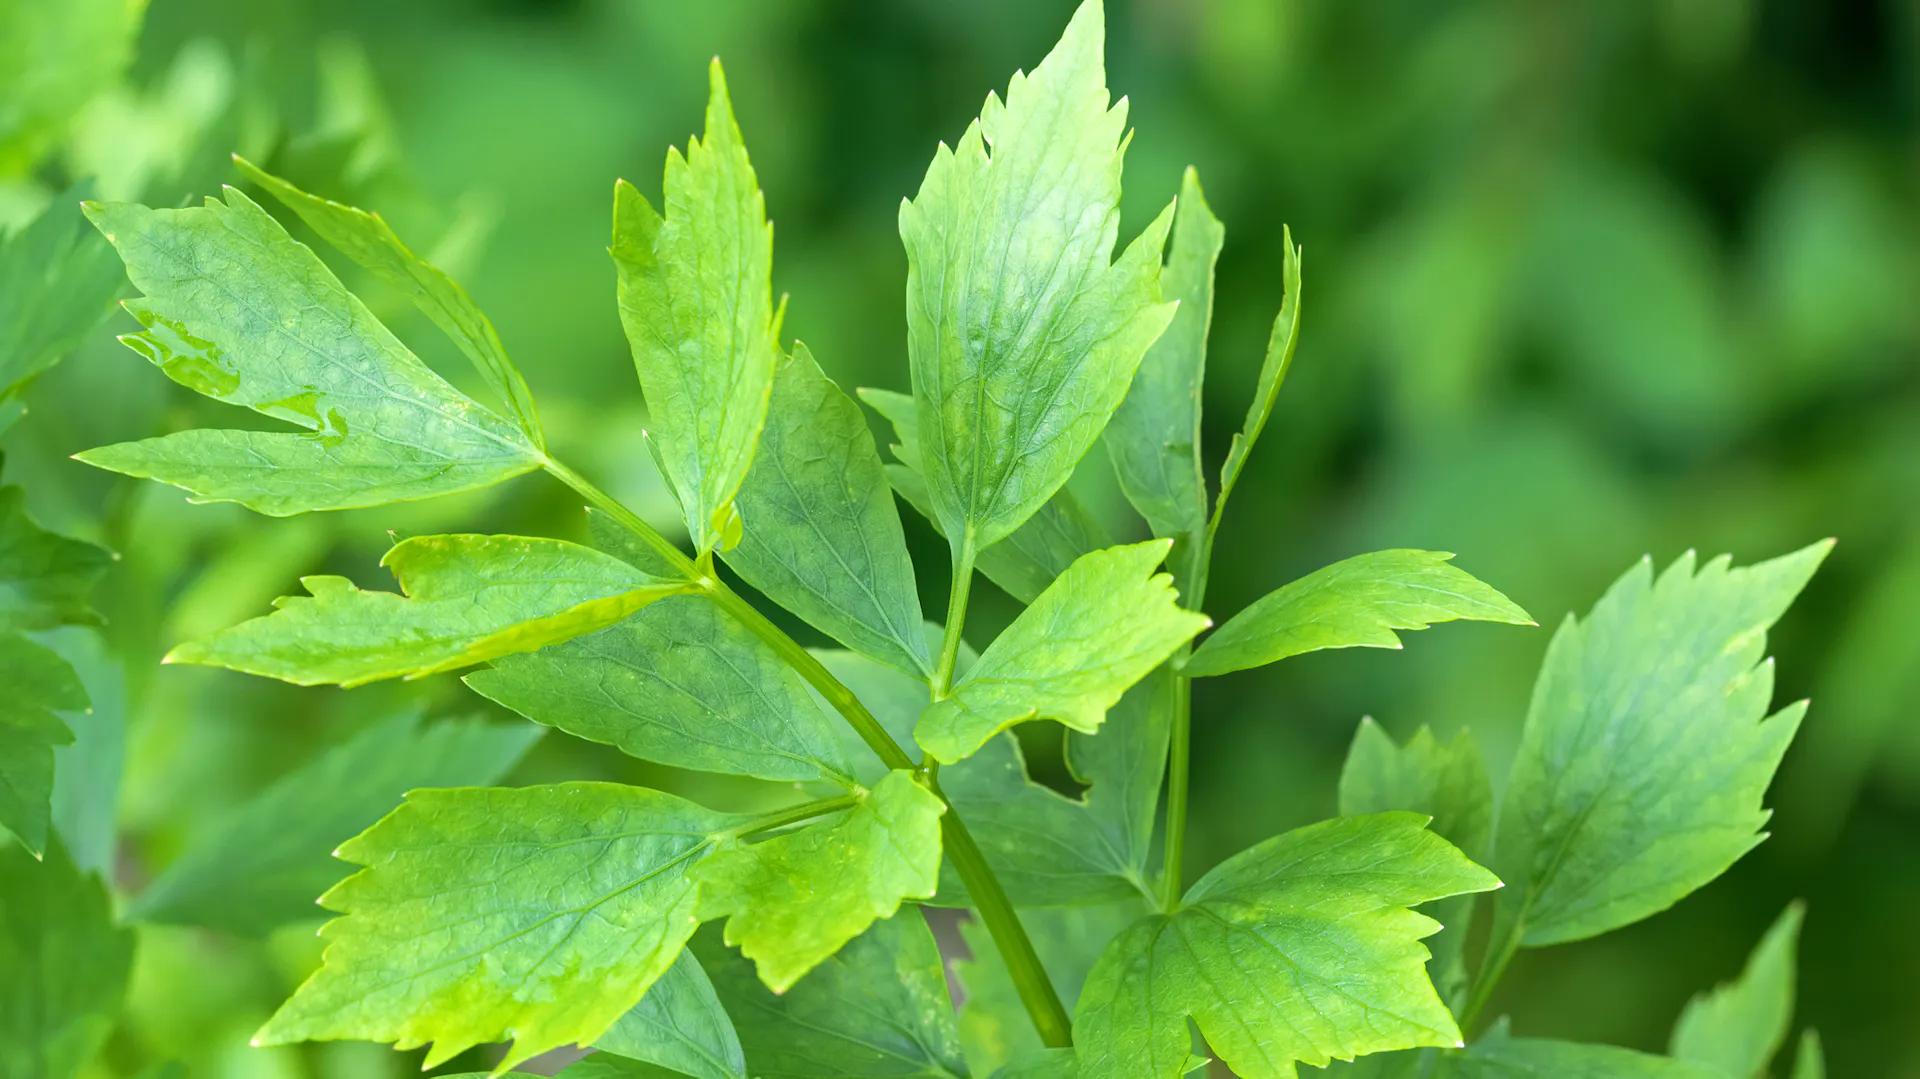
[4,0,1917,1074]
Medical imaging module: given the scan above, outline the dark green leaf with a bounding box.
[0,485,112,629]
[0,838,133,1079]
[596,951,748,1079]
[1669,902,1803,1077]
[0,631,84,855]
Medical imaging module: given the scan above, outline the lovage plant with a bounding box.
[53,2,1828,1076]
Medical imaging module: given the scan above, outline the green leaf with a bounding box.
[1494,543,1829,947]
[1183,550,1531,678]
[1208,227,1301,539]
[255,782,742,1071]
[76,190,542,514]
[1446,1028,1722,1078]
[0,485,112,629]
[169,534,690,687]
[1073,813,1500,1079]
[899,0,1176,552]
[697,912,968,1078]
[958,901,1145,1074]
[1061,672,1174,895]
[130,709,539,935]
[1106,165,1223,548]
[1789,1031,1824,1079]
[862,386,1108,604]
[233,156,544,448]
[726,344,929,675]
[45,628,123,877]
[0,0,144,173]
[0,631,85,855]
[917,539,1207,763]
[0,193,125,418]
[467,594,855,785]
[0,838,133,1079]
[695,770,944,992]
[1669,902,1803,1077]
[1339,719,1493,1001]
[596,951,748,1079]
[611,60,778,553]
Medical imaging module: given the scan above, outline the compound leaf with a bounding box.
[695,770,944,992]
[255,783,743,1072]
[1073,813,1499,1079]
[0,631,84,855]
[130,709,539,935]
[595,951,748,1079]
[0,838,134,1079]
[1669,902,1803,1077]
[1494,543,1829,947]
[77,189,543,515]
[169,534,690,687]
[899,0,1175,553]
[1184,550,1530,678]
[726,344,928,676]
[612,60,778,553]
[917,539,1206,763]
[1107,165,1223,549]
[0,485,112,629]
[466,594,854,786]
[697,912,968,1078]
[234,156,543,447]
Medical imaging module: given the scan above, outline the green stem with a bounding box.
[734,792,864,838]
[543,459,1071,1045]
[1159,673,1193,911]
[931,535,976,699]
[1458,911,1523,1035]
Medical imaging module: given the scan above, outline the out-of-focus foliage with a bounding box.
[0,0,1912,1074]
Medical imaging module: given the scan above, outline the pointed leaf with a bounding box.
[0,191,124,415]
[0,485,112,629]
[1209,227,1301,538]
[1448,1029,1721,1078]
[1184,549,1531,678]
[695,770,945,992]
[233,156,543,447]
[1790,1031,1824,1079]
[1669,902,1803,1077]
[467,594,855,785]
[1494,543,1829,946]
[611,60,778,553]
[917,539,1207,763]
[77,190,542,514]
[131,709,539,935]
[596,951,748,1079]
[697,912,968,1078]
[255,783,743,1071]
[900,0,1176,551]
[1107,165,1223,545]
[1073,814,1500,1079]
[169,534,691,687]
[0,631,84,855]
[0,838,133,1079]
[726,344,928,675]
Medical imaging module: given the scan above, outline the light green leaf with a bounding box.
[0,631,84,855]
[467,594,854,785]
[1208,226,1301,539]
[696,770,944,992]
[726,344,928,675]
[0,838,133,1079]
[596,951,748,1079]
[1073,813,1500,1079]
[233,155,544,447]
[1669,902,1803,1077]
[0,0,144,173]
[862,386,1107,604]
[131,709,539,935]
[899,0,1176,552]
[1339,719,1493,1001]
[1184,549,1531,678]
[1107,165,1223,548]
[611,60,778,553]
[0,485,112,629]
[255,782,742,1071]
[1494,542,1829,947]
[169,534,690,687]
[698,912,968,1078]
[0,192,124,418]
[1446,1028,1721,1078]
[958,901,1145,1075]
[1790,1031,1824,1079]
[917,539,1207,763]
[76,189,544,514]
